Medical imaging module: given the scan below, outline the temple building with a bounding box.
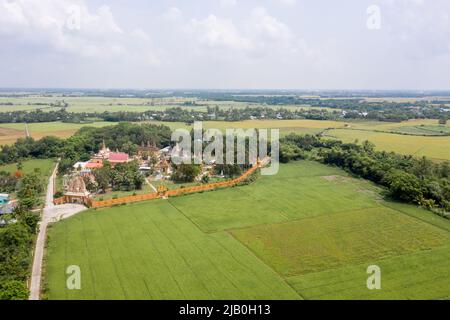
[85,141,131,169]
[63,175,91,205]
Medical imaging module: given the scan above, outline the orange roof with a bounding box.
[85,162,103,169]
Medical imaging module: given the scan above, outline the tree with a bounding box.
[16,173,43,210]
[93,161,112,193]
[18,212,40,234]
[201,174,210,184]
[280,143,305,163]
[383,170,423,203]
[0,280,29,300]
[438,117,447,126]
[172,164,201,182]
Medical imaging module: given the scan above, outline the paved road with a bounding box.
[29,164,87,300]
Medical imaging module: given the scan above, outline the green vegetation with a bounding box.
[287,246,450,300]
[171,164,202,183]
[231,207,450,276]
[323,128,450,161]
[44,161,450,300]
[44,200,299,300]
[0,159,54,200]
[281,134,450,214]
[90,161,145,194]
[0,159,54,176]
[0,208,40,300]
[169,162,379,232]
[92,184,153,201]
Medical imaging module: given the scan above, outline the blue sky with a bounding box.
[0,0,449,89]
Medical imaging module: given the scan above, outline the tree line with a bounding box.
[0,164,44,300]
[280,134,450,216]
[1,99,448,124]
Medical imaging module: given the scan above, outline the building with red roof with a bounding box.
[109,152,130,163]
[83,141,132,170]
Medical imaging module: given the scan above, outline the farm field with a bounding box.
[287,245,450,300]
[0,96,319,113]
[346,119,450,133]
[44,200,299,300]
[324,128,450,161]
[231,207,450,276]
[0,121,117,145]
[0,119,345,146]
[169,161,380,232]
[44,161,450,300]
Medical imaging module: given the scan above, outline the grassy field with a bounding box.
[169,162,380,232]
[1,119,337,146]
[44,161,450,300]
[231,207,450,276]
[287,245,450,300]
[0,121,116,146]
[0,159,55,197]
[324,128,450,161]
[92,184,154,201]
[0,158,54,176]
[0,96,317,113]
[45,200,299,300]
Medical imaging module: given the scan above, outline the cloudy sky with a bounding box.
[0,0,449,90]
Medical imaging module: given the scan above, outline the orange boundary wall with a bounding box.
[89,164,260,209]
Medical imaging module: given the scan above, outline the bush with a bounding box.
[0,280,29,300]
[383,170,423,203]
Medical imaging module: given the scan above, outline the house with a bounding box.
[0,193,10,205]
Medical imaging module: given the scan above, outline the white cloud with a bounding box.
[185,14,251,51]
[379,0,450,59]
[219,0,237,8]
[162,7,182,21]
[184,7,298,52]
[246,7,294,44]
[0,0,159,64]
[273,0,297,6]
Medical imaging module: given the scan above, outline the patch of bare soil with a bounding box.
[322,175,352,183]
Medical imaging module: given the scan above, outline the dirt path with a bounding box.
[145,178,158,193]
[25,122,30,138]
[29,163,87,300]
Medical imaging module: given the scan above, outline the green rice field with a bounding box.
[44,161,450,300]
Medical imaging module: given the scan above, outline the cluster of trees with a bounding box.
[0,165,44,210]
[90,161,145,193]
[16,172,44,209]
[0,123,172,168]
[0,171,19,193]
[171,164,202,183]
[281,134,450,214]
[0,204,40,300]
